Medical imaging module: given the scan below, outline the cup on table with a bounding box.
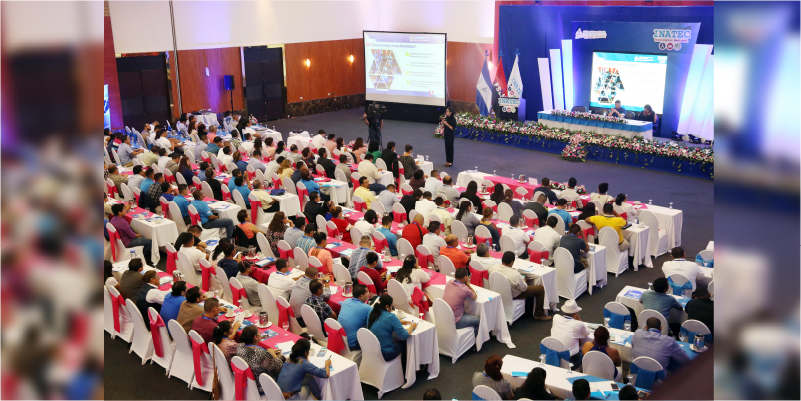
[244,310,253,319]
[624,321,632,331]
[604,317,610,328]
[226,310,235,318]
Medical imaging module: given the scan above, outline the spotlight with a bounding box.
[349,55,354,63]
[305,59,310,67]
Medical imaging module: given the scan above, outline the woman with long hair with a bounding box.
[276,338,331,400]
[472,354,514,399]
[394,255,430,309]
[236,209,262,248]
[614,193,637,223]
[477,207,501,250]
[581,326,622,377]
[265,211,290,255]
[330,206,352,243]
[512,367,555,400]
[236,326,285,393]
[275,141,286,156]
[460,181,483,211]
[212,319,241,363]
[577,201,597,221]
[503,189,527,218]
[178,156,194,184]
[367,294,417,362]
[277,159,294,179]
[455,201,479,237]
[253,136,263,154]
[104,260,119,289]
[336,137,345,152]
[489,183,505,204]
[352,137,366,160]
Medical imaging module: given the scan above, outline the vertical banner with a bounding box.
[104,85,111,129]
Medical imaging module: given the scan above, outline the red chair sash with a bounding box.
[230,286,248,306]
[109,230,122,261]
[297,188,309,212]
[358,278,376,295]
[327,226,340,238]
[620,212,627,221]
[415,249,433,268]
[524,216,539,228]
[350,177,359,188]
[190,337,210,387]
[374,236,388,253]
[527,249,550,264]
[250,200,262,225]
[134,192,141,205]
[490,204,498,213]
[324,325,347,355]
[277,302,295,329]
[244,171,251,183]
[401,188,413,196]
[278,247,294,260]
[201,264,213,292]
[354,200,366,212]
[231,363,255,401]
[476,236,492,247]
[160,200,170,218]
[411,286,429,313]
[219,164,228,173]
[165,174,175,184]
[166,248,178,275]
[272,177,281,189]
[149,314,166,358]
[469,267,489,287]
[190,210,201,226]
[201,154,210,163]
[111,294,126,333]
[222,189,232,202]
[107,183,118,198]
[582,227,595,238]
[393,212,407,223]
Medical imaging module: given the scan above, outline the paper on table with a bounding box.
[330,286,338,295]
[159,277,173,285]
[275,341,295,355]
[233,312,246,325]
[339,249,354,256]
[532,267,551,276]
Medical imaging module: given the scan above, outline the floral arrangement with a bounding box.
[551,109,628,124]
[434,112,714,165]
[249,114,258,125]
[547,181,588,194]
[561,133,587,162]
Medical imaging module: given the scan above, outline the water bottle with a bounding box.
[604,317,610,328]
[647,282,653,291]
[679,331,687,343]
[649,199,653,205]
[669,202,673,209]
[624,320,632,331]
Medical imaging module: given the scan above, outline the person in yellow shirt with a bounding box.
[430,197,454,235]
[585,203,629,252]
[354,176,379,209]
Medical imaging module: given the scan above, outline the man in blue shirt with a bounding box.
[283,217,305,248]
[232,176,252,208]
[228,169,242,192]
[160,281,187,323]
[609,100,627,119]
[139,168,155,193]
[248,149,267,173]
[376,215,398,256]
[632,317,690,372]
[348,236,383,278]
[189,190,235,238]
[337,284,373,350]
[296,224,317,255]
[205,137,222,156]
[196,162,210,182]
[172,184,192,224]
[548,199,573,231]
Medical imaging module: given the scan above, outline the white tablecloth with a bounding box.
[400,313,440,389]
[615,285,688,324]
[412,160,434,177]
[206,200,242,221]
[455,170,489,188]
[254,129,283,144]
[308,344,364,400]
[585,245,608,294]
[646,205,683,249]
[622,225,653,269]
[319,179,348,205]
[194,113,219,128]
[512,259,558,311]
[424,283,515,351]
[129,215,178,264]
[538,110,653,140]
[501,355,601,400]
[288,135,312,151]
[275,193,301,217]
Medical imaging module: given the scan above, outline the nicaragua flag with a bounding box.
[507,54,523,98]
[476,57,493,116]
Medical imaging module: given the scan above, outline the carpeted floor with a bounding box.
[104,107,713,400]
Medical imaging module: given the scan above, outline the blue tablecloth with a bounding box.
[537,112,652,132]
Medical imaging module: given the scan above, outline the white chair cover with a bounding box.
[375,158,388,170]
[639,210,668,257]
[230,356,263,400]
[104,287,116,336]
[258,373,285,401]
[527,240,553,266]
[630,356,665,388]
[372,201,386,216]
[108,286,134,341]
[211,343,236,401]
[668,273,695,295]
[125,298,154,364]
[293,247,309,270]
[554,247,588,300]
[438,255,456,278]
[451,219,469,242]
[176,250,202,288]
[488,271,525,325]
[386,279,414,315]
[550,212,566,234]
[469,260,490,287]
[301,304,328,347]
[277,296,303,335]
[232,188,248,212]
[166,319,195,385]
[541,337,571,369]
[357,328,405,399]
[350,226,365,246]
[149,310,176,373]
[188,330,214,391]
[499,235,517,256]
[472,385,502,401]
[681,319,712,342]
[497,202,514,222]
[175,172,188,186]
[229,277,253,310]
[256,233,275,259]
[638,309,669,335]
[333,264,351,286]
[583,351,621,381]
[282,177,297,195]
[257,283,280,326]
[396,238,415,258]
[599,226,628,276]
[213,266,233,303]
[432,298,476,363]
[325,318,362,364]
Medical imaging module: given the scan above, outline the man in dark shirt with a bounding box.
[685,287,714,335]
[380,141,400,179]
[442,108,456,166]
[399,189,423,224]
[303,191,323,224]
[291,161,304,184]
[316,148,336,179]
[191,297,221,344]
[525,194,550,227]
[636,104,658,124]
[535,177,558,205]
[608,100,627,119]
[559,224,589,273]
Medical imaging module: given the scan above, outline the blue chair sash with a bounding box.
[472,392,485,400]
[667,277,693,296]
[630,362,666,390]
[680,327,713,344]
[603,308,631,330]
[540,343,571,367]
[695,254,713,267]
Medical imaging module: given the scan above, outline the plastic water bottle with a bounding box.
[649,199,653,205]
[669,202,673,209]
[493,170,497,176]
[604,317,610,328]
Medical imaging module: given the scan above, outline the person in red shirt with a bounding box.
[331,206,352,243]
[439,234,473,270]
[191,297,221,344]
[359,252,388,295]
[401,214,429,249]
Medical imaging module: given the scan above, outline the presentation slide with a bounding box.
[364,31,446,106]
[590,52,668,113]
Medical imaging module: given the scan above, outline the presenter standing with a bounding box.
[441,107,456,167]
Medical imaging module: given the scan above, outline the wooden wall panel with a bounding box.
[447,41,493,103]
[167,47,244,120]
[104,16,124,129]
[285,39,364,103]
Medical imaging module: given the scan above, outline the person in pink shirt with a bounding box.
[308,232,333,275]
[443,267,479,335]
[109,203,152,262]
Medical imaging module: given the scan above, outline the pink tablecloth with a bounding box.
[487,176,541,198]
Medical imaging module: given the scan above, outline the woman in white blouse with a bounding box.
[613,193,638,223]
[394,255,430,307]
[104,260,119,290]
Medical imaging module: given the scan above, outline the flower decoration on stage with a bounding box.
[551,109,628,124]
[434,112,714,165]
[547,181,588,194]
[249,114,258,125]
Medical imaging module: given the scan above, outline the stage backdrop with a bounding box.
[498,5,713,136]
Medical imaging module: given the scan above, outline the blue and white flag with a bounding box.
[476,57,494,116]
[507,54,523,98]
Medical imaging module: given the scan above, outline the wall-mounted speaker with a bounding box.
[223,75,235,90]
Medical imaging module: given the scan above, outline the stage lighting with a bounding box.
[671,132,684,141]
[305,59,310,67]
[349,55,354,63]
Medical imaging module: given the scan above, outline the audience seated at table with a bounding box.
[135,270,168,327]
[250,179,280,212]
[117,135,143,166]
[160,182,178,203]
[632,317,690,371]
[237,325,286,393]
[441,234,472,270]
[454,201,479,238]
[662,247,706,290]
[561,177,582,205]
[190,189,235,238]
[289,267,331,318]
[444,267,479,336]
[265,212,290,256]
[525,194,550,228]
[303,191,324,223]
[290,162,304,184]
[614,193,638,223]
[460,181,483,211]
[308,232,334,275]
[535,177,559,205]
[236,261,262,308]
[505,216,531,259]
[139,167,156,194]
[409,169,426,192]
[585,203,629,252]
[472,243,499,271]
[571,378,591,400]
[176,232,209,272]
[395,254,431,307]
[324,133,337,155]
[398,144,419,180]
[640,277,684,324]
[159,281,187,323]
[560,224,589,273]
[330,207,352,243]
[401,214,429,250]
[472,354,513,399]
[127,165,146,191]
[277,338,331,400]
[235,210,262,247]
[106,165,127,192]
[477,207,501,250]
[233,151,249,172]
[359,252,388,294]
[248,149,267,173]
[502,189,527,219]
[268,258,298,300]
[423,222,447,270]
[354,177,379,210]
[590,182,614,204]
[196,162,210,182]
[228,169,243,191]
[337,284,372,351]
[414,192,437,226]
[513,367,556,400]
[357,154,388,194]
[367,294,417,364]
[265,156,284,180]
[282,216,305,249]
[348,236,384,279]
[212,319,241,363]
[109,204,153,263]
[284,145,303,165]
[176,287,207,332]
[304,279,337,325]
[549,198,572,228]
[142,146,160,168]
[618,385,640,400]
[381,141,401,179]
[376,215,399,256]
[213,242,242,278]
[194,135,209,163]
[352,138,366,160]
[436,175,460,204]
[425,170,442,195]
[301,148,317,172]
[336,155,353,187]
[297,223,318,254]
[582,326,622,378]
[685,287,714,335]
[218,147,234,167]
[191,297,222,343]
[316,148,336,178]
[146,173,166,208]
[551,300,591,369]
[398,189,421,223]
[367,140,382,163]
[206,137,223,157]
[431,197,454,235]
[377,183,399,215]
[489,252,551,321]
[488,183,505,204]
[232,176,253,209]
[576,201,597,222]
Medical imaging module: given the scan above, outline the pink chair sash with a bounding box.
[250,200,262,225]
[374,236,389,253]
[469,267,489,287]
[201,154,210,163]
[620,212,627,221]
[490,204,498,213]
[222,189,232,202]
[160,199,170,218]
[524,216,539,228]
[528,249,550,264]
[277,302,295,329]
[325,325,347,355]
[190,337,210,387]
[327,226,340,238]
[189,210,201,226]
[166,248,178,275]
[231,363,255,401]
[393,212,407,223]
[476,236,492,247]
[354,200,366,212]
[244,171,251,183]
[401,188,413,196]
[107,183,118,198]
[201,264,213,292]
[582,227,595,238]
[297,188,309,212]
[230,286,248,305]
[149,314,166,358]
[358,278,377,295]
[411,286,429,313]
[133,192,140,205]
[415,249,433,268]
[272,177,281,189]
[111,293,126,333]
[278,247,294,260]
[108,230,122,261]
[350,177,359,188]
